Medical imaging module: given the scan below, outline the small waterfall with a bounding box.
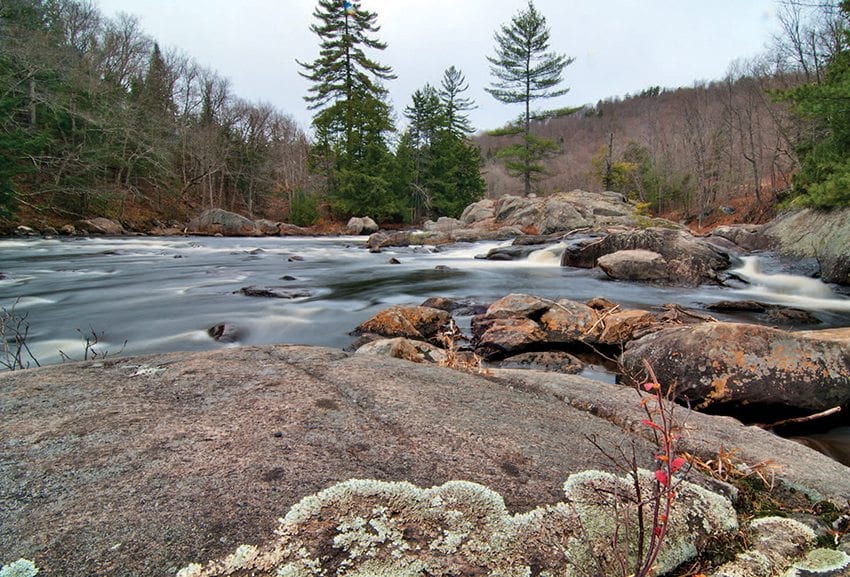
[527,242,566,265]
[732,256,843,302]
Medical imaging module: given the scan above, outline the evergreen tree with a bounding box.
[486,1,573,195]
[785,1,850,208]
[397,80,484,221]
[439,66,476,138]
[298,0,400,220]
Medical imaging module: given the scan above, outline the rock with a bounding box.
[207,323,242,343]
[621,322,850,413]
[237,286,311,299]
[597,249,670,281]
[346,216,379,235]
[710,224,773,252]
[706,301,821,326]
[387,257,401,264]
[561,227,731,285]
[14,225,37,236]
[483,293,551,319]
[3,345,850,577]
[355,337,447,364]
[482,243,553,261]
[59,224,76,235]
[75,217,124,235]
[711,516,815,577]
[183,469,736,577]
[42,226,58,236]
[460,198,496,225]
[423,216,464,232]
[538,299,601,343]
[472,317,548,359]
[278,223,312,236]
[499,350,583,373]
[254,219,281,236]
[187,209,261,236]
[596,309,658,345]
[764,208,850,285]
[354,305,451,343]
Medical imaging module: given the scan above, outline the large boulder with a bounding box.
[764,208,850,285]
[2,346,849,577]
[621,322,850,413]
[561,227,731,285]
[187,208,262,236]
[597,249,669,281]
[346,216,379,235]
[75,217,124,235]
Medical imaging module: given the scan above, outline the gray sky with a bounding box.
[95,0,780,134]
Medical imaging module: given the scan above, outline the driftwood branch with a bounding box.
[759,406,841,430]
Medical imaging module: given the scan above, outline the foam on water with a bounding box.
[527,242,567,266]
[731,256,850,311]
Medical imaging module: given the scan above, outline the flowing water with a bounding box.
[2,235,850,462]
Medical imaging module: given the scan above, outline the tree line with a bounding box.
[2,0,850,231]
[0,0,312,227]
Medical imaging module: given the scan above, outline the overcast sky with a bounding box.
[94,0,780,134]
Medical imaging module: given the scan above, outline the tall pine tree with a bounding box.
[298,0,400,220]
[486,1,573,195]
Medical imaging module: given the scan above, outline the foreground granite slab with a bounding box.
[1,345,848,576]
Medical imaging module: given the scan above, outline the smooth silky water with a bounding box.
[2,235,850,462]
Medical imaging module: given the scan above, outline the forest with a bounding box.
[1,0,850,232]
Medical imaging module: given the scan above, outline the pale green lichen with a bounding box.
[181,471,739,577]
[0,559,38,577]
[783,548,850,576]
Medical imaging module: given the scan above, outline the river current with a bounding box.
[2,234,850,461]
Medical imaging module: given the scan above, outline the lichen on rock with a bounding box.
[179,471,737,576]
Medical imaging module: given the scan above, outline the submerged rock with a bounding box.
[237,286,311,299]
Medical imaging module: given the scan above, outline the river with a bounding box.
[2,234,850,461]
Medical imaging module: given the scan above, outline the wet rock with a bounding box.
[706,301,822,326]
[597,249,670,281]
[764,208,850,285]
[75,217,124,235]
[14,225,37,236]
[207,323,242,343]
[621,322,850,413]
[354,305,451,343]
[287,255,304,262]
[354,337,447,364]
[346,216,379,235]
[472,317,547,359]
[539,299,600,343]
[59,224,76,235]
[562,227,731,285]
[187,209,261,237]
[387,257,401,265]
[482,243,552,261]
[499,350,583,373]
[237,286,311,299]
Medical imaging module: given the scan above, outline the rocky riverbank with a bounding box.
[2,345,850,577]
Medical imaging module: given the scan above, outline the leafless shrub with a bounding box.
[1,299,41,371]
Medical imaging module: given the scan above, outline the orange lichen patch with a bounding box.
[699,375,730,409]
